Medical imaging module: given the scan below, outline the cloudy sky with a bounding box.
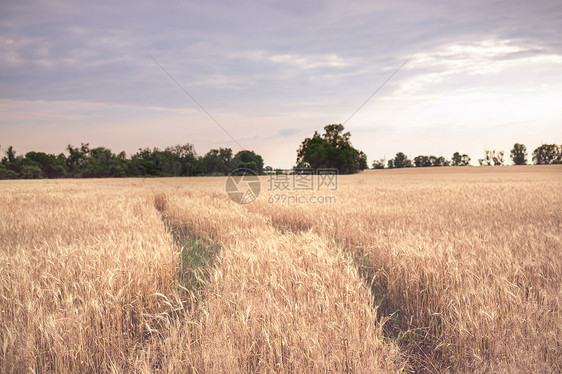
[1,0,561,167]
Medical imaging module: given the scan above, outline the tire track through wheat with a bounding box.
[161,190,404,373]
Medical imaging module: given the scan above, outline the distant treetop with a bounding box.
[296,124,367,174]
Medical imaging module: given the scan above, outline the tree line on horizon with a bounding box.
[1,125,561,179]
[0,143,264,179]
[296,124,562,172]
[371,143,562,169]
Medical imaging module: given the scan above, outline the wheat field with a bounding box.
[1,166,561,373]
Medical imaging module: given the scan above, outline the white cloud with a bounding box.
[0,99,200,123]
[268,53,350,69]
[399,39,562,94]
[229,50,354,69]
[0,36,27,66]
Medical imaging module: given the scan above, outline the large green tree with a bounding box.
[371,159,385,169]
[233,150,264,174]
[201,148,233,175]
[451,152,470,166]
[133,143,199,177]
[80,147,127,178]
[166,143,199,176]
[413,155,449,167]
[25,151,66,178]
[510,143,527,165]
[0,163,17,179]
[414,155,431,167]
[1,146,23,175]
[389,152,412,168]
[532,144,561,165]
[479,150,504,166]
[296,124,367,174]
